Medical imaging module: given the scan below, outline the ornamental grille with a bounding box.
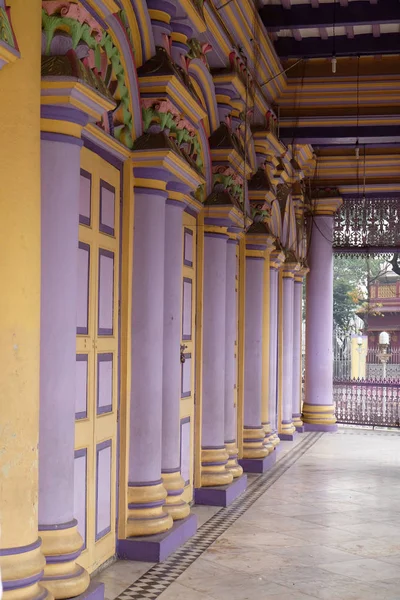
[333,196,400,253]
[378,285,396,298]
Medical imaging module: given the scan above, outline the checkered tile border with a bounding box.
[115,432,323,599]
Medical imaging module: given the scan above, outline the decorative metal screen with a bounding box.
[334,196,400,253]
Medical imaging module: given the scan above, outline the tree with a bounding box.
[333,255,393,340]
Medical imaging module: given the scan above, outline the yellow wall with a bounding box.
[0,0,42,547]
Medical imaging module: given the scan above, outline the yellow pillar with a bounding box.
[0,2,52,599]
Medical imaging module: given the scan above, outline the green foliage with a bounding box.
[333,256,392,334]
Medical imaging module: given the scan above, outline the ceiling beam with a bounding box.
[279,124,400,145]
[260,0,400,31]
[273,33,400,59]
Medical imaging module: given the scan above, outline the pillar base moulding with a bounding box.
[118,514,197,563]
[194,474,247,508]
[39,521,89,599]
[224,441,243,479]
[200,447,233,487]
[270,434,281,447]
[262,422,275,453]
[242,427,271,459]
[1,540,52,600]
[302,403,338,432]
[161,471,190,521]
[280,420,296,437]
[239,451,276,474]
[292,413,304,431]
[127,481,173,537]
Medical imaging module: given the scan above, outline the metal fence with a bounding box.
[333,339,400,381]
[334,380,400,428]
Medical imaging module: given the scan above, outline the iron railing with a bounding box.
[334,379,400,428]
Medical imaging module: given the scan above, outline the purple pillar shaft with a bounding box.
[281,276,294,425]
[162,202,184,472]
[244,257,265,427]
[305,216,334,407]
[268,268,279,433]
[202,233,227,448]
[129,189,167,483]
[39,138,81,525]
[224,240,238,443]
[292,280,303,419]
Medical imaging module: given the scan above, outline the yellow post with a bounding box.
[194,210,205,489]
[0,1,52,598]
[118,159,135,540]
[351,335,368,380]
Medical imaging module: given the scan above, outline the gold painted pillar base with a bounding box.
[225,442,243,478]
[161,471,190,521]
[270,434,280,448]
[39,523,89,599]
[302,403,337,426]
[262,423,275,453]
[127,481,173,537]
[2,541,53,600]
[292,414,304,429]
[242,427,270,459]
[280,421,296,436]
[201,448,233,487]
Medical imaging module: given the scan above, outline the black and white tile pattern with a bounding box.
[115,432,322,600]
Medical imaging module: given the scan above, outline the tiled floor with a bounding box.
[95,428,400,599]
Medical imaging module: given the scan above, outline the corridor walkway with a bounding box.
[97,430,400,600]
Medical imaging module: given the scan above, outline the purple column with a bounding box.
[268,262,279,446]
[304,208,340,431]
[279,265,296,440]
[39,134,90,595]
[128,187,173,536]
[161,201,190,519]
[292,273,305,431]
[242,249,269,460]
[201,231,233,486]
[224,239,243,478]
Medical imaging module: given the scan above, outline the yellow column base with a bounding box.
[127,482,173,537]
[262,423,275,453]
[161,471,190,521]
[225,442,243,478]
[201,448,233,487]
[302,403,336,426]
[280,421,296,435]
[39,523,89,600]
[2,541,53,600]
[292,414,304,429]
[243,428,270,459]
[270,434,280,448]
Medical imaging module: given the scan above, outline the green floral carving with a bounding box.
[0,6,15,48]
[42,9,134,148]
[213,173,244,206]
[142,106,203,171]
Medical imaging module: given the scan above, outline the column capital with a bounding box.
[204,224,230,239]
[295,266,309,282]
[270,250,285,269]
[41,75,115,143]
[282,261,301,278]
[308,196,343,216]
[245,231,275,259]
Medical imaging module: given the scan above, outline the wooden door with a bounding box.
[74,147,120,573]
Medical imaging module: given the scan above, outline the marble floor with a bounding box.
[95,428,400,599]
